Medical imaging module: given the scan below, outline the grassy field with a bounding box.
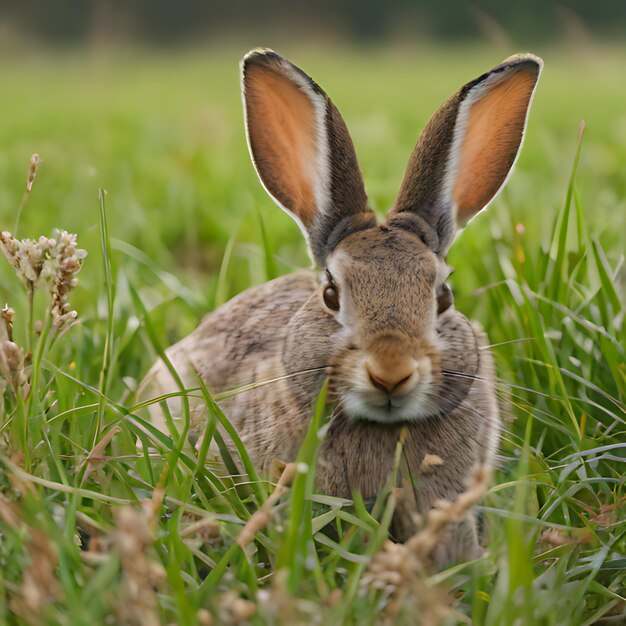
[0,44,624,625]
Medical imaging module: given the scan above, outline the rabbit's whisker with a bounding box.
[441,370,559,404]
[216,366,330,399]
[440,369,483,382]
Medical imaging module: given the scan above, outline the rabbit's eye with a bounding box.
[437,283,454,314]
[323,285,340,311]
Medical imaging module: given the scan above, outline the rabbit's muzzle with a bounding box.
[333,330,442,424]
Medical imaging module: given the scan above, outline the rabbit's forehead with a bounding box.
[327,226,440,286]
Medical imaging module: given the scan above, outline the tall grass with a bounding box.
[0,46,624,625]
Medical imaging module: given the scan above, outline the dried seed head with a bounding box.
[1,305,14,324]
[1,305,14,341]
[0,316,28,395]
[0,229,87,329]
[43,229,87,328]
[197,609,214,626]
[26,154,41,193]
[218,591,257,624]
[0,232,48,288]
[419,453,445,473]
[361,466,492,625]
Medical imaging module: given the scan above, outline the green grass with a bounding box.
[0,44,624,625]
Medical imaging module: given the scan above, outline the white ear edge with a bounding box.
[443,54,543,225]
[240,49,333,255]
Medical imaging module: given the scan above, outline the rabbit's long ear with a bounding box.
[389,54,542,255]
[242,49,373,266]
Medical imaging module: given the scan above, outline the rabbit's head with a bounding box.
[242,49,541,423]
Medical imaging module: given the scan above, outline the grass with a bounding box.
[0,43,624,625]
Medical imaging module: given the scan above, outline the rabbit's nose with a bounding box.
[366,360,418,395]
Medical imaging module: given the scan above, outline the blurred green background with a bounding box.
[0,1,624,349]
[0,4,624,624]
[2,0,626,44]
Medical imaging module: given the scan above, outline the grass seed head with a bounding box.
[0,311,28,395]
[0,231,47,288]
[0,229,86,329]
[26,154,41,193]
[361,466,492,624]
[42,229,87,327]
[1,304,14,339]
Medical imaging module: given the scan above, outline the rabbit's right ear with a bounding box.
[389,54,542,255]
[242,49,373,266]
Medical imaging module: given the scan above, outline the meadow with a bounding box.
[0,43,624,625]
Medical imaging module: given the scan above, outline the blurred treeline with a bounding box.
[0,0,624,46]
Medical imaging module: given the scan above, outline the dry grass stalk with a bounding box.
[87,426,121,465]
[361,466,492,626]
[409,466,491,565]
[180,514,222,545]
[143,486,166,535]
[9,528,63,625]
[257,569,325,626]
[112,506,166,626]
[236,462,297,548]
[579,496,626,529]
[212,464,302,625]
[80,426,122,483]
[0,493,21,528]
[540,529,592,547]
[217,590,257,624]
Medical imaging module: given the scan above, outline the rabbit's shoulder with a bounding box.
[183,270,317,384]
[195,269,315,338]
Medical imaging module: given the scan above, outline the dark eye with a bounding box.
[436,283,454,314]
[323,283,340,311]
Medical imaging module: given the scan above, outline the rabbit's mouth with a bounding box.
[336,353,442,424]
[341,383,441,424]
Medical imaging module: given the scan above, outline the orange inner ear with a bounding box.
[245,64,320,226]
[453,69,538,221]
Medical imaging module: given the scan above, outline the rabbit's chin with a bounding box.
[340,387,440,424]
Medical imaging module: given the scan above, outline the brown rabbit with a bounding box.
[142,49,542,566]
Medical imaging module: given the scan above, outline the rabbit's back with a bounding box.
[141,270,319,451]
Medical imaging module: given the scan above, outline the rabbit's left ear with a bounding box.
[389,54,542,255]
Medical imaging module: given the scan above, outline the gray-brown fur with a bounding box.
[392,90,461,253]
[141,49,541,568]
[318,102,373,262]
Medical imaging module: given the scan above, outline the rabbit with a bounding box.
[141,48,542,566]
